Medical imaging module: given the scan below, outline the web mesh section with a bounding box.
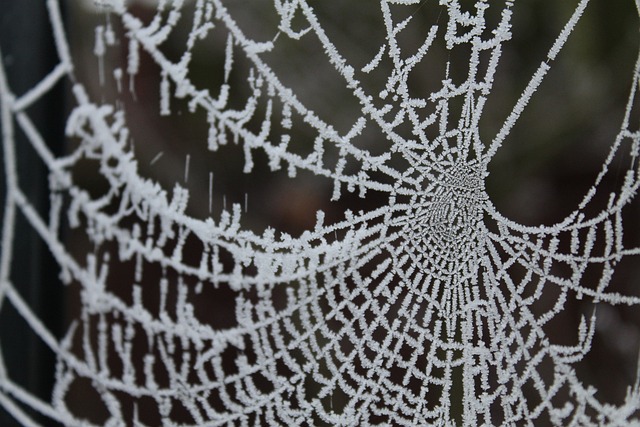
[0,0,639,425]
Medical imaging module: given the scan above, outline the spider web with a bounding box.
[0,0,640,425]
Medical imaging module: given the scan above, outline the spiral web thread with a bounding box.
[0,0,640,425]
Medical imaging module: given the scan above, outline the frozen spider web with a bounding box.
[0,0,640,425]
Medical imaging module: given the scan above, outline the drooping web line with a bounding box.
[0,0,639,425]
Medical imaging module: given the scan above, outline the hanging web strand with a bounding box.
[0,0,639,426]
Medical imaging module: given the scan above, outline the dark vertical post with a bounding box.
[0,1,65,425]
